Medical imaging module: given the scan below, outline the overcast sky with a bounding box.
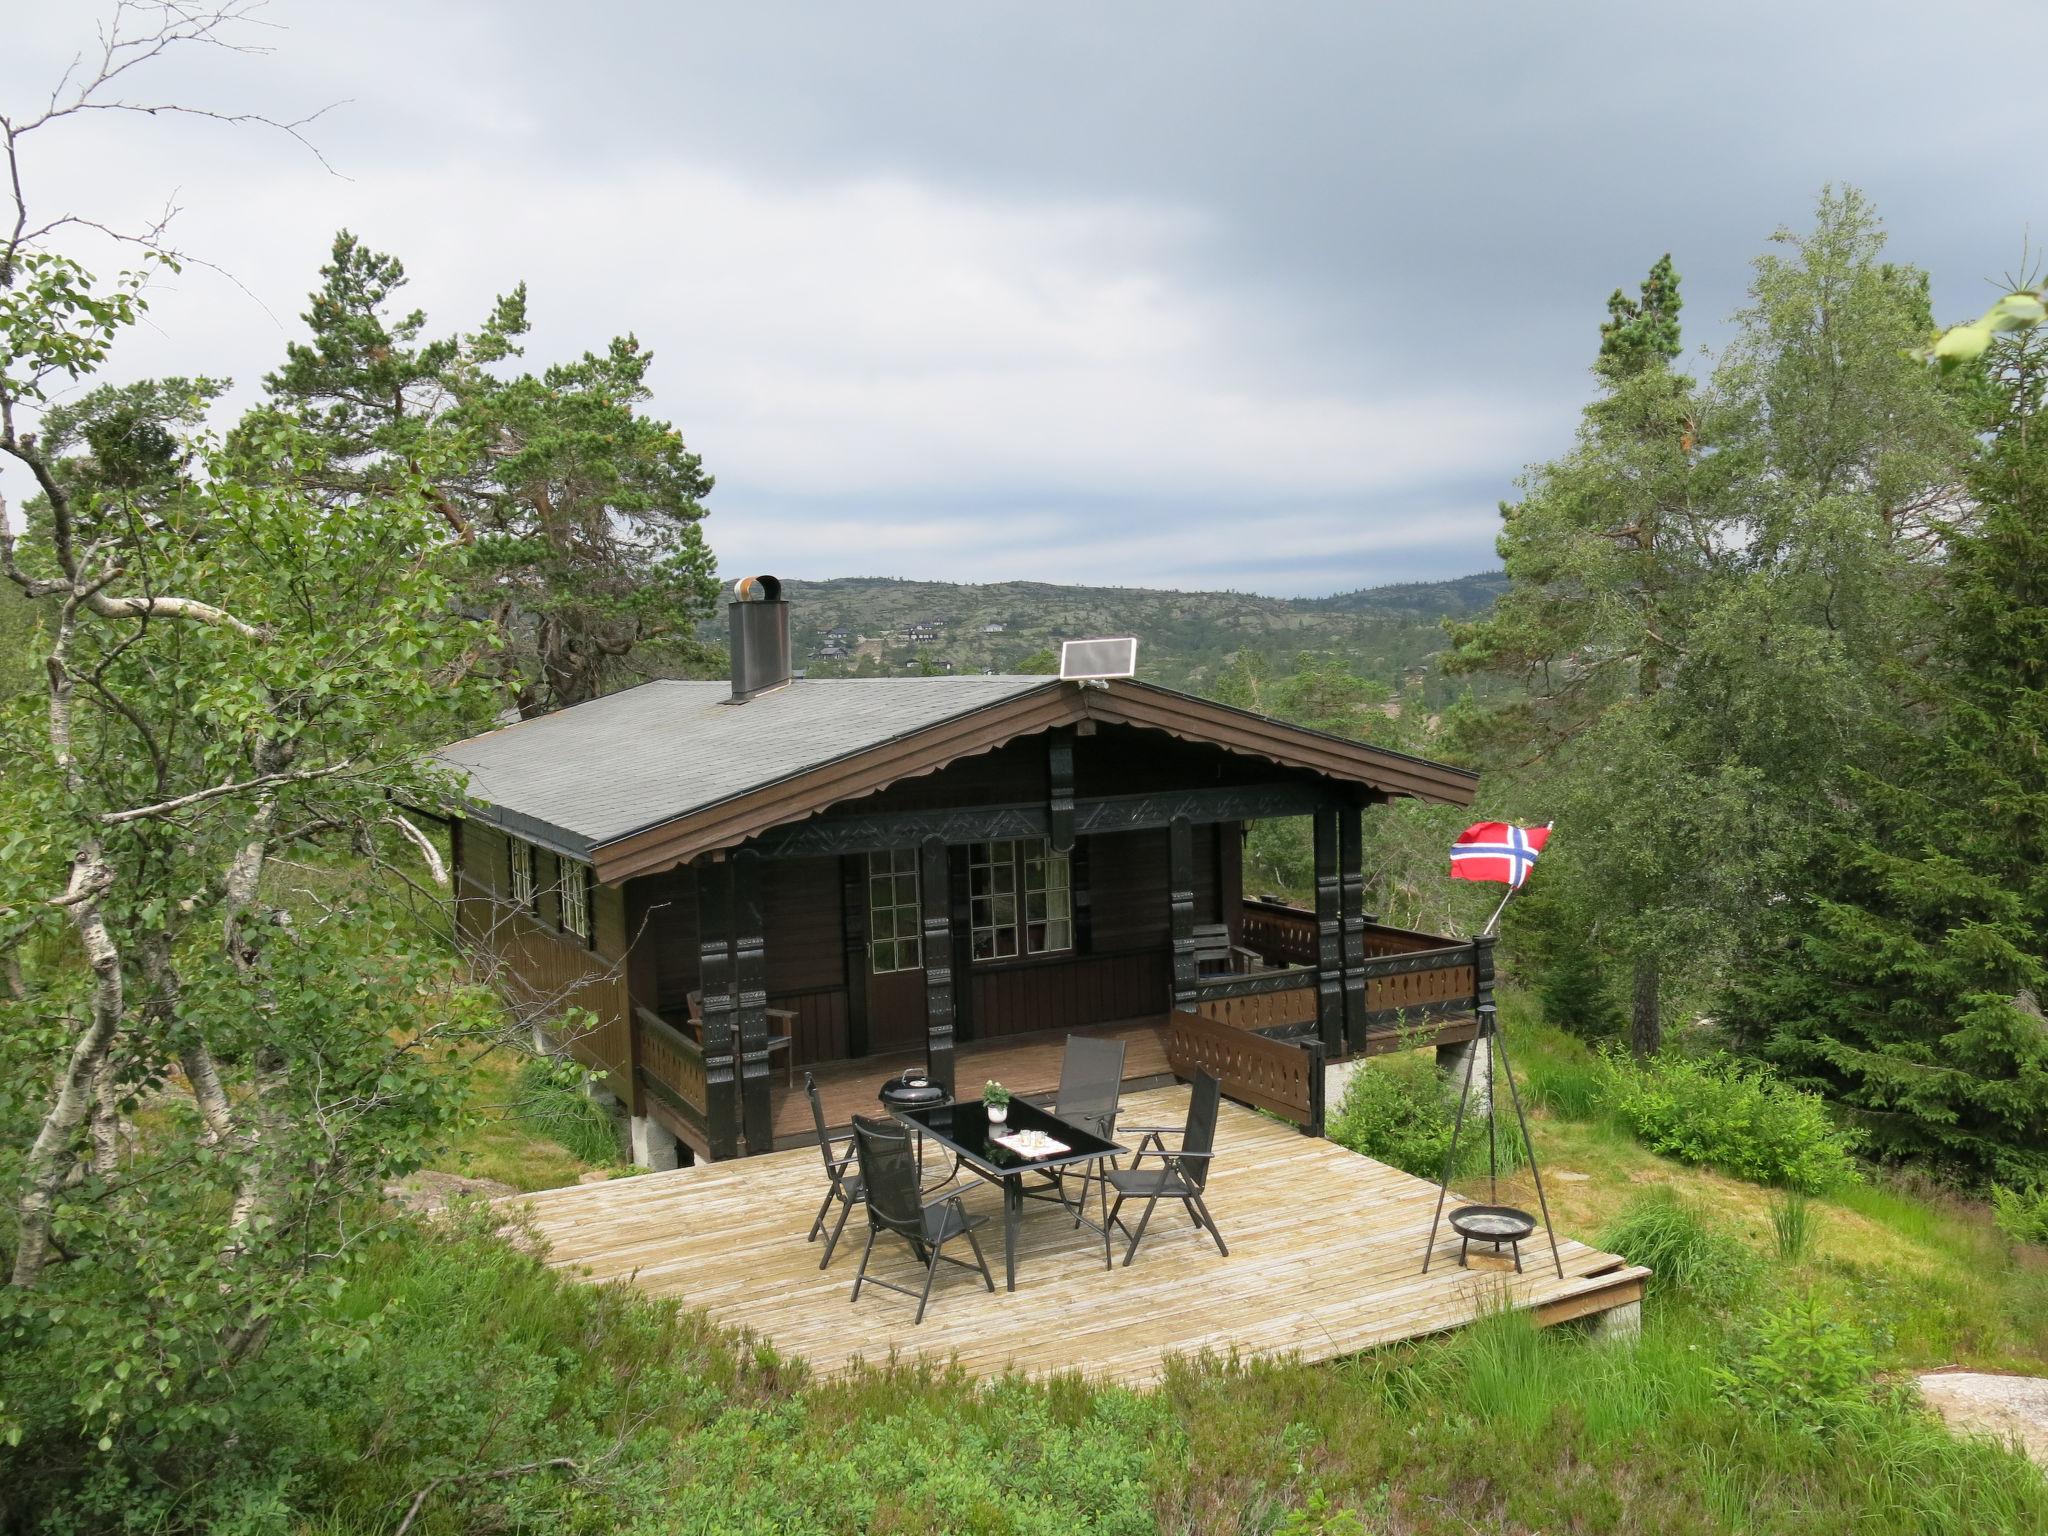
[4,3,2040,595]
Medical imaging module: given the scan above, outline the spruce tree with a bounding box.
[1731,327,2048,1183]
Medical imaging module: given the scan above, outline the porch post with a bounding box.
[1339,805,1366,1057]
[919,835,957,1097]
[1314,810,1343,1055]
[696,860,741,1160]
[732,848,773,1154]
[1168,816,1198,1011]
[840,855,870,1059]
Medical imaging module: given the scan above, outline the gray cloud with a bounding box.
[3,2,2039,595]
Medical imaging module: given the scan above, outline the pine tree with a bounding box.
[246,231,719,714]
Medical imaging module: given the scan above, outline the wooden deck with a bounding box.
[508,1084,1647,1386]
[767,1018,1172,1147]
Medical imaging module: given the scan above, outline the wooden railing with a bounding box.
[1357,946,1476,1026]
[1165,1008,1325,1134]
[634,1004,710,1143]
[1191,965,1318,1032]
[1240,897,1318,967]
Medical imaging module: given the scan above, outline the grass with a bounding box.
[430,1046,627,1191]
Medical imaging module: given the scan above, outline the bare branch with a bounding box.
[101,758,354,825]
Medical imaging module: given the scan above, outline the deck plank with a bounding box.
[505,1085,1645,1386]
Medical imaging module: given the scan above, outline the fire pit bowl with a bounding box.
[1448,1203,1537,1273]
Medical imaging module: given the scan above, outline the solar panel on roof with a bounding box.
[1059,638,1138,681]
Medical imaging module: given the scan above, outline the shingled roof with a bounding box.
[435,676,1053,861]
[435,674,1478,878]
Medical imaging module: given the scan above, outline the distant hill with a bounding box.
[753,571,1504,699]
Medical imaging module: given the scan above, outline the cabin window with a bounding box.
[559,860,591,942]
[867,848,922,973]
[509,838,535,910]
[969,838,1072,960]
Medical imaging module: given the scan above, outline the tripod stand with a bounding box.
[1422,1001,1564,1280]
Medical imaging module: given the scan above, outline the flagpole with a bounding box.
[1479,821,1552,938]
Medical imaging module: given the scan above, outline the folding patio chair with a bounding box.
[1104,1071,1228,1267]
[849,1116,994,1324]
[804,1072,861,1268]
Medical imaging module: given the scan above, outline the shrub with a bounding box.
[1990,1182,2048,1246]
[1598,1050,1858,1193]
[1598,1189,1763,1310]
[1714,1292,1878,1438]
[513,1054,623,1165]
[1327,1047,1525,1183]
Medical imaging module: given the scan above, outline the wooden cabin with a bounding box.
[436,577,1489,1168]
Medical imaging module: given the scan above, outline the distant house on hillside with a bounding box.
[432,574,1484,1168]
[982,621,1007,634]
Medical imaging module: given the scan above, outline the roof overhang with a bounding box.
[579,679,1475,883]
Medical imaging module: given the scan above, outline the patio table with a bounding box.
[889,1096,1123,1292]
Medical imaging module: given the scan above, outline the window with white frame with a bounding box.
[509,838,535,910]
[559,860,590,941]
[970,838,1071,960]
[867,848,922,973]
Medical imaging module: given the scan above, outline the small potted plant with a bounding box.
[982,1080,1012,1126]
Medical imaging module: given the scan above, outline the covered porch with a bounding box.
[507,1082,1648,1385]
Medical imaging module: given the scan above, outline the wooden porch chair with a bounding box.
[1104,1072,1228,1268]
[804,1072,862,1268]
[849,1116,994,1324]
[686,990,796,1086]
[1192,922,1262,977]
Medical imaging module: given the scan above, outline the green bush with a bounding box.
[1598,1050,1857,1193]
[1598,1189,1763,1310]
[1327,1047,1526,1183]
[1990,1182,2048,1246]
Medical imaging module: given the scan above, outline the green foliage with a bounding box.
[1714,1292,1879,1439]
[249,230,720,715]
[1990,1182,2048,1247]
[1327,1046,1526,1184]
[1726,320,2048,1187]
[1598,1051,1858,1193]
[1768,1190,1817,1263]
[513,1055,624,1167]
[1598,1190,1763,1310]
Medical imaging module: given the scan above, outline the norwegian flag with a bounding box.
[1449,821,1551,888]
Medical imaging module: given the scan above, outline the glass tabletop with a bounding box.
[893,1095,1122,1177]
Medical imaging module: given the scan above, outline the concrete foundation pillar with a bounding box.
[1587,1299,1642,1345]
[1437,1034,1492,1117]
[630,1114,681,1172]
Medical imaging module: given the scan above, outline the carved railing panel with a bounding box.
[1166,1008,1325,1133]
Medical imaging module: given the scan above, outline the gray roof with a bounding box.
[435,676,1052,859]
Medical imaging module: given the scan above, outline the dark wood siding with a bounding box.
[456,822,633,1088]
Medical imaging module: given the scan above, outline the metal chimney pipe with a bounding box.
[727,574,791,703]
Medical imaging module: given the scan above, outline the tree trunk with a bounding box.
[1630,955,1662,1058]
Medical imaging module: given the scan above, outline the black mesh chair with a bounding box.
[1104,1072,1228,1268]
[1041,1035,1126,1222]
[805,1072,862,1269]
[849,1115,994,1323]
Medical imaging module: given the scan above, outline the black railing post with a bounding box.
[697,858,741,1160]
[1303,1036,1327,1137]
[1168,816,1198,1011]
[1314,810,1343,1056]
[920,835,956,1098]
[1339,805,1366,1058]
[732,848,772,1155]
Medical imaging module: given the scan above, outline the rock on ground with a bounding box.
[383,1170,519,1214]
[1915,1370,2048,1468]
